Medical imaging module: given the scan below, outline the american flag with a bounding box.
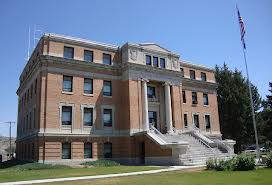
[237,7,246,49]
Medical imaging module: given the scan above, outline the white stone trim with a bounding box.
[80,104,96,132]
[59,102,75,133]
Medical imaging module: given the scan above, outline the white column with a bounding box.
[142,79,149,131]
[165,82,173,134]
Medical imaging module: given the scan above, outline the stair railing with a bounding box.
[188,124,218,159]
[213,138,232,153]
[149,125,168,142]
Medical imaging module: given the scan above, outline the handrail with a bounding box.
[188,124,218,159]
[213,138,232,153]
[149,125,168,142]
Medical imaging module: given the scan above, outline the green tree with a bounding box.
[215,64,261,153]
[257,82,272,146]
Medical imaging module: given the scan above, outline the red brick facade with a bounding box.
[16,34,220,164]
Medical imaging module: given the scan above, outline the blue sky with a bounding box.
[0,0,271,137]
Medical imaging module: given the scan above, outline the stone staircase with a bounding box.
[164,133,234,165]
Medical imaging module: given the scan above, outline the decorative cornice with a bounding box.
[180,61,214,72]
[182,78,218,92]
[44,33,119,52]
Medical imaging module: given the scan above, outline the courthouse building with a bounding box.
[16,33,235,165]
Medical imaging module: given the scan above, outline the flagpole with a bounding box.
[242,47,260,161]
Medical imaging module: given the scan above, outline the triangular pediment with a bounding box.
[139,43,170,53]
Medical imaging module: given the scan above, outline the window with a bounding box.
[201,72,207,81]
[182,90,186,103]
[33,108,36,129]
[153,56,159,67]
[192,92,198,104]
[103,109,112,127]
[83,107,93,126]
[103,53,111,65]
[147,86,156,98]
[64,46,74,59]
[104,142,112,158]
[62,106,72,125]
[184,114,188,128]
[193,114,199,128]
[160,58,166,68]
[146,55,151,65]
[30,84,33,99]
[180,68,184,77]
[84,78,93,94]
[205,115,211,131]
[29,112,32,129]
[148,111,157,128]
[31,143,34,159]
[84,50,93,62]
[203,93,209,105]
[62,143,71,159]
[84,143,92,159]
[63,76,73,92]
[103,81,112,96]
[34,79,37,94]
[190,70,195,80]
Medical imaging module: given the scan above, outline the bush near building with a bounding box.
[206,154,255,171]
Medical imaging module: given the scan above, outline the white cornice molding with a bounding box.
[44,33,119,51]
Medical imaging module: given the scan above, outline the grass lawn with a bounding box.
[0,166,159,183]
[46,168,272,185]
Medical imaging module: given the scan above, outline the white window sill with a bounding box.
[61,125,72,129]
[203,105,209,107]
[62,91,73,95]
[83,93,94,97]
[103,95,112,98]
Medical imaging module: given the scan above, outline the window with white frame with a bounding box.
[84,78,93,94]
[83,107,93,126]
[64,46,74,59]
[193,114,199,128]
[184,113,188,128]
[146,55,152,65]
[103,81,112,96]
[203,93,209,105]
[62,106,72,125]
[153,56,159,67]
[205,115,211,131]
[160,58,166,68]
[103,109,112,127]
[63,76,73,92]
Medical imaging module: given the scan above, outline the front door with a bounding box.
[139,142,145,164]
[148,111,157,129]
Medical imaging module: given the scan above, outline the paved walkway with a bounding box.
[1,165,205,185]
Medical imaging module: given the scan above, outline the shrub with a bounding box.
[266,152,272,168]
[206,159,215,170]
[81,160,120,167]
[206,154,255,171]
[232,154,255,171]
[13,163,69,171]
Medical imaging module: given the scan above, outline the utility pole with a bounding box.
[4,122,16,160]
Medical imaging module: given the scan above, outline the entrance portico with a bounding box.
[141,79,174,134]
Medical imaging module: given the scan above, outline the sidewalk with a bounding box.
[0,165,205,185]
